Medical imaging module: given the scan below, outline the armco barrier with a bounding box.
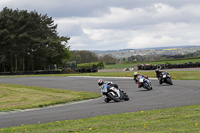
[75,68,98,73]
[0,70,62,75]
[0,68,98,75]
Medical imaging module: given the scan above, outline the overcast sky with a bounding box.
[1,0,200,50]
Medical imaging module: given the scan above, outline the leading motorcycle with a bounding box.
[159,71,173,85]
[100,82,129,103]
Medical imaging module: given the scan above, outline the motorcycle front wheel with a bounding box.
[143,82,152,90]
[107,91,120,102]
[124,97,129,101]
[167,78,173,85]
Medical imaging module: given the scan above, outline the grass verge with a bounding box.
[2,71,199,80]
[0,83,101,112]
[1,104,200,132]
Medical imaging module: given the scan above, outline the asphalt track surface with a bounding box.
[0,76,200,128]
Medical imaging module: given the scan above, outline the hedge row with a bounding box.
[77,62,104,69]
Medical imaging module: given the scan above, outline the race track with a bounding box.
[0,76,200,128]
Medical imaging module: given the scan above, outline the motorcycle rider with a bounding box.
[133,72,148,88]
[98,79,120,91]
[155,69,163,79]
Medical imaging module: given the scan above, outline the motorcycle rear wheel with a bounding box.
[104,98,111,103]
[159,78,163,84]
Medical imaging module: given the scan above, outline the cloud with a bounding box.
[1,0,200,50]
[127,22,200,49]
[127,35,184,49]
[55,18,83,36]
[0,0,111,17]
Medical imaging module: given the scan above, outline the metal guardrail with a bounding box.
[0,70,63,75]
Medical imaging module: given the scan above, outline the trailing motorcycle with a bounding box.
[137,76,153,90]
[100,82,129,103]
[159,71,173,85]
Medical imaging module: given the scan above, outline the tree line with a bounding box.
[70,50,117,65]
[0,7,71,73]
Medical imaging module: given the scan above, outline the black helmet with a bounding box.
[98,79,104,86]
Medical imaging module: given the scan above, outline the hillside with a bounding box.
[93,46,200,58]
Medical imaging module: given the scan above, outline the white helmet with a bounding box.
[134,72,138,76]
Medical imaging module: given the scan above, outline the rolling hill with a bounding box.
[93,46,200,58]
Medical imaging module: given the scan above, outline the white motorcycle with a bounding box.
[137,76,153,90]
[100,82,129,103]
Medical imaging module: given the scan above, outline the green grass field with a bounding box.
[104,58,200,69]
[0,83,100,112]
[1,104,200,133]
